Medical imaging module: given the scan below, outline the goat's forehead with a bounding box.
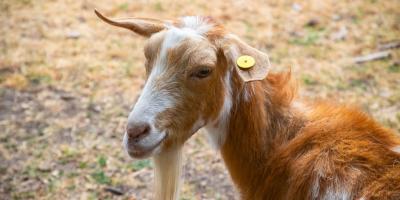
[162,27,204,50]
[144,20,218,69]
[146,16,214,51]
[179,16,214,35]
[144,29,199,59]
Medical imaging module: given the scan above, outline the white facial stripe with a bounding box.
[126,17,215,156]
[128,65,173,126]
[127,22,209,142]
[157,27,201,67]
[129,27,201,125]
[205,69,233,149]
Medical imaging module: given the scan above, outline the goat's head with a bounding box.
[95,10,270,158]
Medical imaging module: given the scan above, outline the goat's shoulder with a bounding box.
[261,101,400,199]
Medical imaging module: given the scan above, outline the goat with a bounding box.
[95,10,400,200]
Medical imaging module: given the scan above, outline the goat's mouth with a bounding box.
[123,131,167,159]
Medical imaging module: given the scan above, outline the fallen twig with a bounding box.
[378,41,400,50]
[131,167,148,178]
[353,51,391,64]
[104,186,124,195]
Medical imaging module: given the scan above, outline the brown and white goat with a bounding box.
[95,10,400,200]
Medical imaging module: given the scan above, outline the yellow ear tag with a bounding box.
[236,55,255,69]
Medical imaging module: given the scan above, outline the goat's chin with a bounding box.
[123,132,166,159]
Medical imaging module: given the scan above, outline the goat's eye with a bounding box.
[192,67,212,79]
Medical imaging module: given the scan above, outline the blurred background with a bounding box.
[0,0,399,199]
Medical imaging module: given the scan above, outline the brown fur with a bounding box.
[140,19,400,200]
[221,70,400,200]
[96,12,400,199]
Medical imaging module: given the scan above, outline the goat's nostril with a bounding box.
[127,123,151,141]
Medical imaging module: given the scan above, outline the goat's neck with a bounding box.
[220,74,304,195]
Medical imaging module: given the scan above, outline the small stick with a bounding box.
[378,41,400,50]
[353,51,391,64]
[104,186,124,195]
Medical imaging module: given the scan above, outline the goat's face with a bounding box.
[95,10,270,158]
[126,25,225,158]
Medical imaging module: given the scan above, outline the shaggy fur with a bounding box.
[95,11,400,200]
[222,71,400,200]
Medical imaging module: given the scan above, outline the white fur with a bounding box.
[311,177,320,199]
[128,56,172,124]
[126,30,185,149]
[203,42,237,149]
[309,182,351,200]
[205,125,225,150]
[158,27,202,65]
[156,17,220,148]
[130,16,212,122]
[126,55,173,149]
[181,16,213,35]
[322,187,351,200]
[291,101,312,115]
[153,145,183,200]
[126,21,210,151]
[310,167,360,200]
[392,146,400,154]
[129,23,205,123]
[242,84,253,102]
[205,70,233,149]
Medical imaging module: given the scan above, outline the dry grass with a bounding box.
[0,0,399,199]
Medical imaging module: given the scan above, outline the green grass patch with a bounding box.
[88,192,99,200]
[60,146,79,164]
[67,184,76,191]
[79,161,88,169]
[129,159,152,171]
[348,78,373,91]
[46,178,57,193]
[23,165,39,178]
[16,0,31,4]
[388,64,400,73]
[153,1,164,11]
[12,191,36,199]
[122,61,134,77]
[290,28,324,46]
[118,3,129,11]
[66,172,79,178]
[26,72,52,85]
[301,74,318,85]
[97,155,107,168]
[91,170,111,185]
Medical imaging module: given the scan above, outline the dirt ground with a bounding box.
[0,0,399,199]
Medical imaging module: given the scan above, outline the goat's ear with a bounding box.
[220,35,271,82]
[94,9,166,37]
